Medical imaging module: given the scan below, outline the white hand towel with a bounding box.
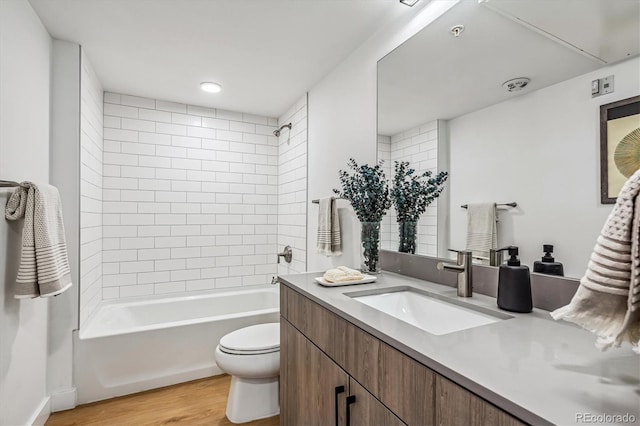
[552,169,640,354]
[5,182,72,298]
[465,203,497,261]
[317,197,342,256]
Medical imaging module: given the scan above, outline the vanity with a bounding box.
[278,271,640,426]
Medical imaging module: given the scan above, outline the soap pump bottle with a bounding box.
[533,244,564,276]
[497,246,532,313]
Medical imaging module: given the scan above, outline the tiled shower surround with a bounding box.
[379,120,439,256]
[101,93,281,299]
[277,95,307,276]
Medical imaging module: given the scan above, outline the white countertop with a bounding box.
[279,271,640,426]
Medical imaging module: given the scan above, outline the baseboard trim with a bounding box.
[51,387,77,412]
[27,396,50,426]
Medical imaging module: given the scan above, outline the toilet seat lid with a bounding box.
[219,323,280,353]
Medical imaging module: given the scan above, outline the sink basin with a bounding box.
[347,287,511,335]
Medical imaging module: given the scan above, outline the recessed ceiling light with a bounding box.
[400,0,419,6]
[200,82,222,93]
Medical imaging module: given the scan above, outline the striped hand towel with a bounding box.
[552,169,640,354]
[317,197,342,256]
[5,182,72,298]
[465,203,497,262]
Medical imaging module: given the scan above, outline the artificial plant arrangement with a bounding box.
[333,158,391,273]
[391,161,448,254]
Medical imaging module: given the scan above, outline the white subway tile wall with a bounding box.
[377,134,393,250]
[80,51,104,326]
[379,120,439,256]
[277,95,308,275]
[102,93,281,299]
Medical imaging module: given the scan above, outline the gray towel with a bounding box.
[552,169,640,353]
[465,203,497,261]
[5,182,72,298]
[317,197,342,256]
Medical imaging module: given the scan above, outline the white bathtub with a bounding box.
[74,287,280,404]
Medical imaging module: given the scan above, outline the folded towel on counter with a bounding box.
[317,196,342,257]
[5,182,72,298]
[552,169,640,354]
[323,266,364,283]
[465,203,497,262]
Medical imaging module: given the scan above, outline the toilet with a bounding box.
[214,322,280,424]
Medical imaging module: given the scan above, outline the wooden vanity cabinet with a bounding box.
[435,376,523,426]
[280,284,525,426]
[280,319,349,425]
[280,319,403,426]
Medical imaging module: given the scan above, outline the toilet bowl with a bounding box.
[214,322,280,424]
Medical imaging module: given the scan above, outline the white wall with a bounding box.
[306,1,459,272]
[448,57,640,277]
[101,93,279,299]
[0,0,52,424]
[49,39,81,413]
[79,50,104,326]
[278,95,308,275]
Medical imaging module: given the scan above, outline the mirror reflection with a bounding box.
[377,0,640,278]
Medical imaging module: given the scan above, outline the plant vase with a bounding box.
[398,220,417,254]
[361,221,381,274]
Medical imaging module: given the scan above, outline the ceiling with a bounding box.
[378,0,640,136]
[29,0,404,118]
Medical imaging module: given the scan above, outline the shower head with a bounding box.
[273,123,292,137]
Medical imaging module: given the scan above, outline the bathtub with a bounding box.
[73,287,280,404]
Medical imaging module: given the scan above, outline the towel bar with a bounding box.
[0,180,23,188]
[312,197,346,204]
[461,202,517,209]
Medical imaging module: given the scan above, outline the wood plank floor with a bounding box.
[46,375,280,426]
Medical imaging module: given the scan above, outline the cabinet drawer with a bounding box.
[281,283,348,367]
[436,376,525,426]
[346,322,436,426]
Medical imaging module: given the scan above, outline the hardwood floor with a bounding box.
[46,375,280,426]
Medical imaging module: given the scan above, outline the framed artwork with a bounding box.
[600,95,640,204]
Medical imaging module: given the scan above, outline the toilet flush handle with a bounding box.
[277,245,292,264]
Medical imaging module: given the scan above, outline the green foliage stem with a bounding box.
[391,161,448,223]
[333,158,391,223]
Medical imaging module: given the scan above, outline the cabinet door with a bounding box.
[346,322,435,425]
[348,378,406,426]
[435,376,525,426]
[281,318,349,426]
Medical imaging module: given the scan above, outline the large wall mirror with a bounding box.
[378,0,640,278]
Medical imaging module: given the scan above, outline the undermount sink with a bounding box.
[346,287,511,335]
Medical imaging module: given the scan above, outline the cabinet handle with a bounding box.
[346,395,356,426]
[334,385,345,426]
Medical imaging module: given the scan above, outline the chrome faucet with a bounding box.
[437,250,473,297]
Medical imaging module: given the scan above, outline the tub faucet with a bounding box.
[437,250,473,297]
[277,245,292,264]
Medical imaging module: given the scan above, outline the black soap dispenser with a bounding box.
[497,246,532,313]
[533,244,564,276]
